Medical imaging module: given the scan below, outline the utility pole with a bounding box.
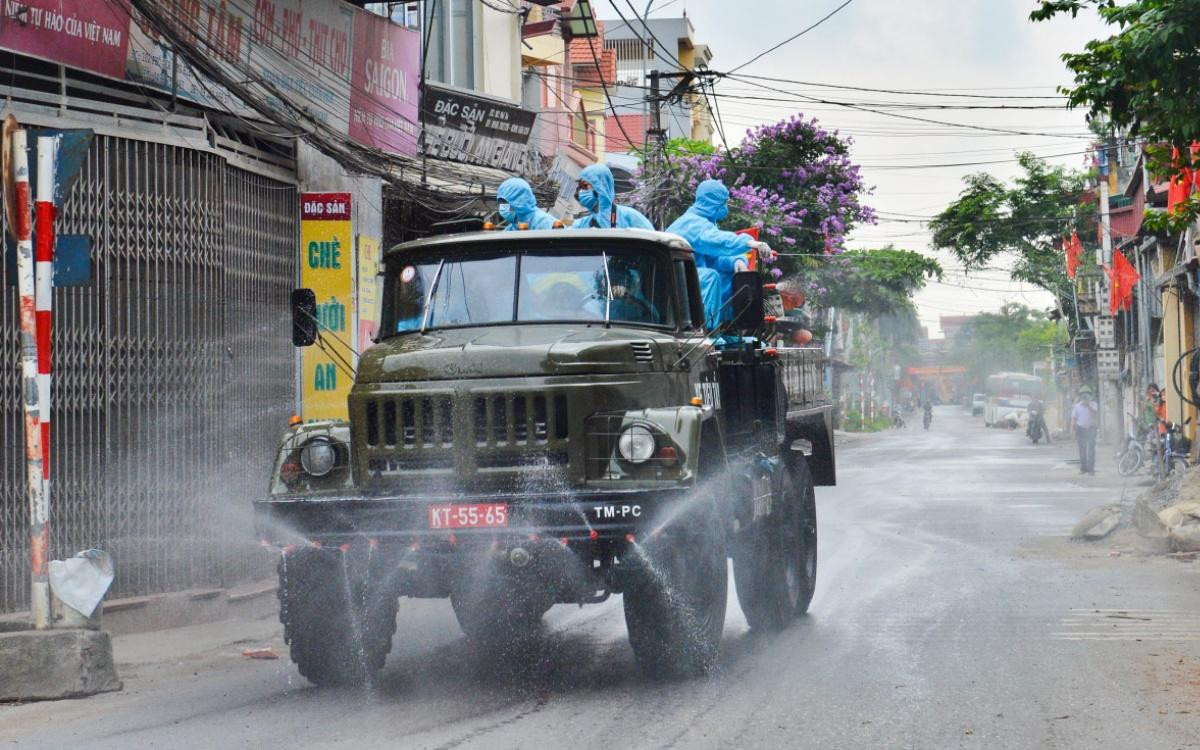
[644,68,690,227]
[1097,144,1120,445]
[645,69,666,227]
[640,0,655,153]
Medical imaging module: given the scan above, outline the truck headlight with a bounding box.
[300,437,337,476]
[617,424,655,464]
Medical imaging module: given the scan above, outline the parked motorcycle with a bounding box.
[1156,418,1192,480]
[1117,414,1151,477]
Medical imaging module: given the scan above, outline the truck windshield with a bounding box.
[383,248,674,334]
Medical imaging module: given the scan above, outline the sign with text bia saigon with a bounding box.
[300,193,354,420]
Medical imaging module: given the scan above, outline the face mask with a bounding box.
[714,204,729,221]
[498,203,515,222]
[578,189,598,211]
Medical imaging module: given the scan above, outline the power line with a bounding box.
[718,73,1095,140]
[727,0,857,75]
[729,73,1068,100]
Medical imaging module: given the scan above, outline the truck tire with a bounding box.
[733,453,818,630]
[278,546,398,687]
[623,494,727,678]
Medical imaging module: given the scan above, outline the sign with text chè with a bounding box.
[300,192,354,421]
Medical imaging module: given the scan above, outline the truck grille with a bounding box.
[364,394,454,448]
[472,393,569,447]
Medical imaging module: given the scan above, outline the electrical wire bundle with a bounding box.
[123,0,561,222]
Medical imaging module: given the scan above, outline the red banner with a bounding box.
[0,0,132,78]
[348,11,421,157]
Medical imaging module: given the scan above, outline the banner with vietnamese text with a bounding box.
[300,192,354,421]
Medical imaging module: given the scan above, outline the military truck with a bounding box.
[257,228,835,685]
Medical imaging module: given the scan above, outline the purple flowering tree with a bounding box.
[635,114,875,278]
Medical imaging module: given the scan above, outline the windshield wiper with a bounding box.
[601,251,612,324]
[420,259,446,334]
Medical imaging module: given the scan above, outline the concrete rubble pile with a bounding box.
[1072,463,1200,553]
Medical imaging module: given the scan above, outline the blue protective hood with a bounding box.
[579,163,616,214]
[691,179,730,222]
[497,177,538,221]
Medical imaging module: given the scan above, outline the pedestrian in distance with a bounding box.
[1071,386,1099,475]
[665,179,777,329]
[570,164,655,231]
[496,177,556,231]
[1144,382,1167,436]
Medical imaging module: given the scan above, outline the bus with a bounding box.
[984,372,1044,428]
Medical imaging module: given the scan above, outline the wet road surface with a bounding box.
[4,406,1200,748]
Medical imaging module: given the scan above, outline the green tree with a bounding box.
[929,153,1093,319]
[950,304,1063,382]
[808,246,942,319]
[1031,0,1200,229]
[662,137,716,158]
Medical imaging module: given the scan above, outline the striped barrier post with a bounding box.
[35,137,56,513]
[12,129,49,629]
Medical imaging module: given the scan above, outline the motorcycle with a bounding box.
[1117,414,1151,477]
[1156,418,1192,480]
[1026,405,1046,444]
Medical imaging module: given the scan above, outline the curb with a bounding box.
[0,579,278,638]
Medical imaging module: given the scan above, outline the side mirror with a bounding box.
[291,288,317,347]
[729,271,764,331]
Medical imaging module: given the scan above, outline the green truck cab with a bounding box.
[257,228,835,685]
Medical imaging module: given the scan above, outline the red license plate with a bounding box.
[427,503,509,529]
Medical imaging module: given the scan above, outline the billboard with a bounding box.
[0,1,422,158]
[157,0,355,134]
[421,84,538,173]
[348,12,420,156]
[0,0,131,78]
[300,192,354,421]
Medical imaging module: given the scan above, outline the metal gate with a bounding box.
[0,135,298,612]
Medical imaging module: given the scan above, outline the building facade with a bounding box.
[0,0,558,613]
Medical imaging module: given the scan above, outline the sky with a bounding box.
[601,0,1110,338]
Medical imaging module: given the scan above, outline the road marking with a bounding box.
[1053,609,1200,641]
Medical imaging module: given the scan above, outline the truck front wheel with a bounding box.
[623,495,727,677]
[278,546,398,687]
[734,453,818,630]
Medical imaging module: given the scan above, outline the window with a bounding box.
[362,2,420,28]
[383,247,675,335]
[425,0,476,90]
[606,38,650,87]
[390,255,516,332]
[673,259,703,330]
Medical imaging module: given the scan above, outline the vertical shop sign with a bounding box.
[356,235,382,353]
[300,192,354,420]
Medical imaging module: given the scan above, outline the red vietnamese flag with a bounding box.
[1066,231,1082,279]
[1107,248,1140,314]
[735,227,759,269]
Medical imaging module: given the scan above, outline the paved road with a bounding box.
[5,407,1200,749]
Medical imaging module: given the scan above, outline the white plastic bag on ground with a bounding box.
[48,549,114,617]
